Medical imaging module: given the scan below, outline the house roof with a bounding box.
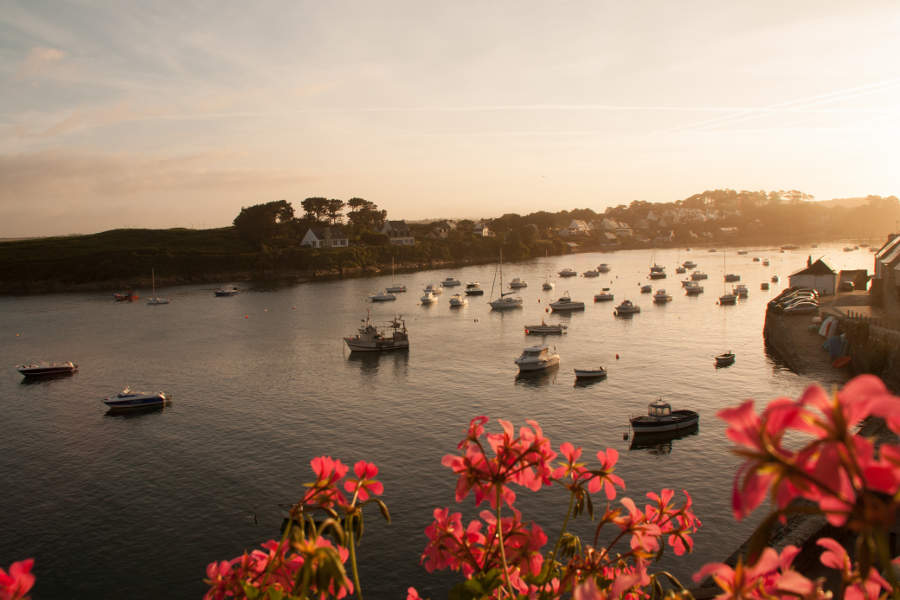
[875,234,900,259]
[790,258,836,277]
[881,243,900,268]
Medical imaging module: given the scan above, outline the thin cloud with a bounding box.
[16,46,65,79]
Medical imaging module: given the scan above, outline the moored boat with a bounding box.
[524,321,567,335]
[514,345,560,372]
[715,352,736,367]
[369,290,397,302]
[423,283,443,295]
[343,314,409,352]
[113,291,137,302]
[683,260,697,269]
[509,277,528,289]
[761,282,770,290]
[441,277,461,287]
[594,288,614,302]
[103,387,171,411]
[630,399,699,434]
[558,268,577,278]
[614,300,640,315]
[549,294,585,312]
[574,367,607,380]
[691,271,708,280]
[583,269,599,278]
[652,289,672,304]
[719,293,737,305]
[420,291,436,305]
[17,361,78,378]
[724,273,741,282]
[640,284,652,293]
[733,284,748,298]
[449,293,467,307]
[464,282,484,296]
[597,263,610,273]
[214,287,240,297]
[684,282,704,295]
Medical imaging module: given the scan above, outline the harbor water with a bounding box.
[0,245,875,598]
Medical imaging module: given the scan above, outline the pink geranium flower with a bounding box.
[0,559,35,600]
[344,460,384,502]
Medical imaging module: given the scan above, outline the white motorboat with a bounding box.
[594,288,614,302]
[652,289,672,303]
[630,399,699,434]
[524,321,567,335]
[369,290,397,302]
[597,263,610,273]
[146,268,170,305]
[214,287,240,297]
[509,277,528,289]
[103,387,171,411]
[640,284,652,293]
[549,294,585,312]
[464,282,484,296]
[614,300,640,315]
[583,269,599,278]
[17,361,78,378]
[558,268,577,278]
[343,314,409,352]
[683,260,697,269]
[514,345,560,372]
[424,283,443,295]
[420,291,436,305]
[691,271,708,280]
[574,367,607,380]
[542,280,554,291]
[441,277,461,287]
[449,293,468,307]
[489,250,523,310]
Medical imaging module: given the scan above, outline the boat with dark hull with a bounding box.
[17,361,78,378]
[343,314,409,352]
[103,388,171,411]
[715,352,736,367]
[630,399,699,434]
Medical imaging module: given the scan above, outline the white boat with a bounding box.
[640,284,652,293]
[214,287,240,297]
[683,260,697,269]
[720,251,737,305]
[514,345,560,372]
[691,272,708,280]
[649,264,667,279]
[103,387,171,411]
[574,367,607,380]
[489,250,523,310]
[343,314,409,352]
[424,283,443,295]
[369,290,396,302]
[733,284,749,298]
[558,268,577,277]
[509,277,528,289]
[549,294,585,312]
[442,277,461,287]
[146,269,170,305]
[464,282,484,296]
[386,258,406,293]
[652,289,672,303]
[583,269,599,278]
[524,321,567,335]
[594,288,614,302]
[17,361,78,378]
[630,399,699,434]
[597,263,610,273]
[420,291,436,305]
[614,300,640,315]
[449,293,468,307]
[542,279,554,291]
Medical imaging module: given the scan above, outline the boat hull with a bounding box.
[631,410,699,433]
[104,393,170,411]
[515,356,560,372]
[18,363,78,378]
[343,338,409,352]
[574,369,606,379]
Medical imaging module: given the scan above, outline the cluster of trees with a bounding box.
[298,197,388,230]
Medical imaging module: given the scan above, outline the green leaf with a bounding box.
[266,588,285,600]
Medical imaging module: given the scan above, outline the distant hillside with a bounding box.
[815,196,896,209]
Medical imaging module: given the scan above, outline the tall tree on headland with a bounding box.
[233,200,294,246]
[301,197,330,223]
[346,197,387,231]
[325,199,345,225]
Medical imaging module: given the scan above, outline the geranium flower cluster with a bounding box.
[0,559,34,600]
[203,457,386,600]
[417,416,702,599]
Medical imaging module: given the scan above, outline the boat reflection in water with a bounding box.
[628,423,699,455]
[346,350,409,376]
[514,364,559,387]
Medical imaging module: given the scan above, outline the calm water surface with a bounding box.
[0,245,874,598]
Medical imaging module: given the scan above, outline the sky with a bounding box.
[2,1,900,237]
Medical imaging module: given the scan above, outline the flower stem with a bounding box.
[348,515,364,600]
[495,486,516,599]
[543,488,576,584]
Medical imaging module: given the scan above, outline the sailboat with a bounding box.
[147,268,170,305]
[489,249,523,310]
[719,251,736,305]
[385,257,406,293]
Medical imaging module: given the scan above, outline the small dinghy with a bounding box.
[715,352,736,368]
[574,367,607,380]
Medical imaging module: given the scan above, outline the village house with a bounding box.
[559,219,592,237]
[472,222,493,238]
[425,220,454,240]
[873,234,900,313]
[300,226,349,249]
[788,257,837,296]
[380,220,415,246]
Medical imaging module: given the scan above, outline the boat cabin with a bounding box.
[647,399,672,417]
